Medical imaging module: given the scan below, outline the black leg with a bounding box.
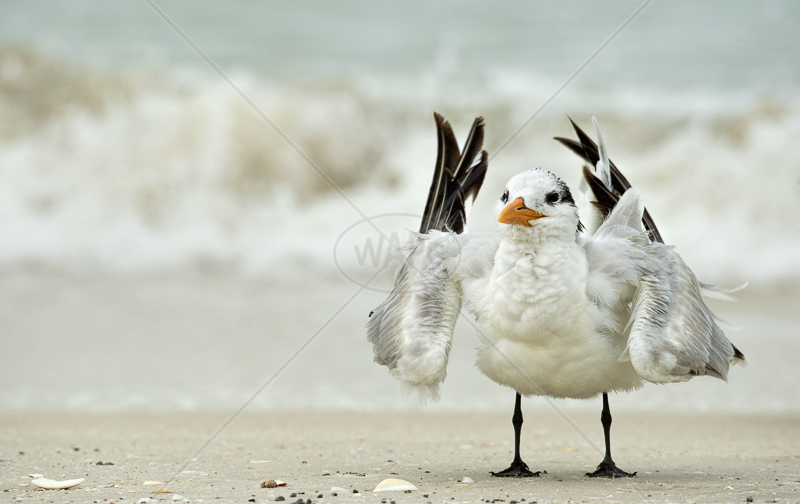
[586,393,636,478]
[491,393,541,477]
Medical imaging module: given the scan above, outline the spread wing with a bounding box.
[566,118,745,384]
[367,113,492,401]
[366,231,497,400]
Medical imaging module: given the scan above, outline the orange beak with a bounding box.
[497,197,545,226]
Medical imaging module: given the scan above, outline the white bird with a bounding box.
[367,113,745,478]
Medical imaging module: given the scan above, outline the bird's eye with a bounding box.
[546,192,559,204]
[501,189,509,203]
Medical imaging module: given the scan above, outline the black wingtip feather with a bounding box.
[461,149,488,203]
[420,113,462,233]
[553,137,586,160]
[558,118,664,244]
[732,344,746,361]
[581,165,618,219]
[419,114,488,235]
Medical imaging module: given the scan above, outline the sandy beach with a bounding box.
[2,411,799,504]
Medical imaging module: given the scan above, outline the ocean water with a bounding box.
[0,0,798,412]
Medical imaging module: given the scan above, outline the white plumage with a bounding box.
[368,166,741,400]
[366,115,744,476]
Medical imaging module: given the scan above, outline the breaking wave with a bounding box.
[0,47,798,287]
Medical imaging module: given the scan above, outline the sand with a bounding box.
[2,411,799,503]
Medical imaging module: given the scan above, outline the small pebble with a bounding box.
[290,493,297,497]
[249,500,256,503]
[317,495,323,498]
[276,497,285,501]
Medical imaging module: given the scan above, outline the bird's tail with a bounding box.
[419,113,488,235]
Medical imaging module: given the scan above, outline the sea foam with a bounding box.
[0,48,797,288]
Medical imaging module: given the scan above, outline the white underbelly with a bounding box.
[473,239,643,398]
[475,326,642,399]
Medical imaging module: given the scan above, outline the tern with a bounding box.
[367,113,744,477]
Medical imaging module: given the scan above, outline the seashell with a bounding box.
[151,488,173,494]
[460,477,475,483]
[372,478,418,492]
[30,478,85,490]
[143,481,163,485]
[27,474,44,478]
[330,487,348,493]
[260,479,288,488]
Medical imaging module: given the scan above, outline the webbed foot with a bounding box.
[585,459,636,478]
[491,459,541,478]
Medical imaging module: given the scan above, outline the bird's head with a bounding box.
[496,168,580,241]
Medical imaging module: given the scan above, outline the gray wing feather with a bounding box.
[627,246,740,382]
[366,232,463,401]
[585,189,744,384]
[366,231,497,401]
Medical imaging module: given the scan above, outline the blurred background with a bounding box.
[1,0,798,413]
